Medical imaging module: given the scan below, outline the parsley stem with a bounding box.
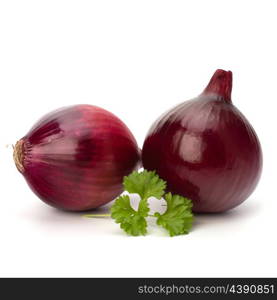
[84,214,111,218]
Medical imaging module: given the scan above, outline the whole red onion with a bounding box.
[142,70,262,213]
[13,105,140,211]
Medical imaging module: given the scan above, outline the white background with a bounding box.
[0,0,276,277]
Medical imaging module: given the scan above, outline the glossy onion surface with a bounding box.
[142,70,262,213]
[14,105,140,211]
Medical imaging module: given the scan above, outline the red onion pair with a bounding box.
[14,70,262,213]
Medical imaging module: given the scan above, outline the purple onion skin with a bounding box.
[142,70,262,213]
[14,105,140,211]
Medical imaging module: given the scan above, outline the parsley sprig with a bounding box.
[111,170,194,236]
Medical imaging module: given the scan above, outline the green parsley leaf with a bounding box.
[110,171,194,237]
[110,194,149,236]
[154,192,194,237]
[123,170,166,200]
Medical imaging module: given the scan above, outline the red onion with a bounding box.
[13,105,140,211]
[142,70,262,213]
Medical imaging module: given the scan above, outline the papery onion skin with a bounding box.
[14,105,140,211]
[142,70,262,213]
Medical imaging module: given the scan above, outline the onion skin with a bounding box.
[142,70,262,213]
[14,105,140,211]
